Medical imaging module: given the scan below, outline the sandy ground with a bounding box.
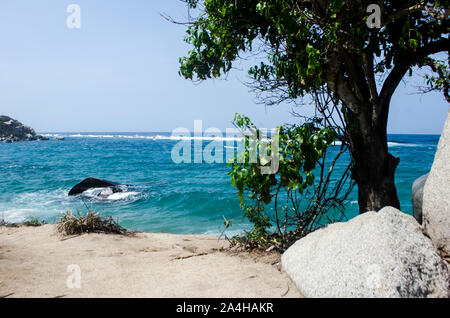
[0,225,301,298]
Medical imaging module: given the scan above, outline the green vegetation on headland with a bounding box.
[0,115,49,142]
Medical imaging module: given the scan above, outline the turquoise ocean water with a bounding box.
[0,133,439,235]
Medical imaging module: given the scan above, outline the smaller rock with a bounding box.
[412,173,428,224]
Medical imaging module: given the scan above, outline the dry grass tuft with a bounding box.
[57,210,131,236]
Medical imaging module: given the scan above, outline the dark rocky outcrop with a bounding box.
[0,115,49,142]
[68,178,122,196]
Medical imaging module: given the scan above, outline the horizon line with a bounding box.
[38,131,443,136]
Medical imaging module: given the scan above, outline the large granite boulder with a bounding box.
[423,109,450,257]
[0,115,49,142]
[68,178,121,196]
[281,207,449,298]
[412,173,428,224]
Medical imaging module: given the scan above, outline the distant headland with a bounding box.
[0,115,49,143]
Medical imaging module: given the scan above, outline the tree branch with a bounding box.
[424,57,450,103]
[377,38,450,126]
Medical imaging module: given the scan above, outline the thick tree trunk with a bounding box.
[347,110,401,213]
[351,139,401,213]
[323,51,407,213]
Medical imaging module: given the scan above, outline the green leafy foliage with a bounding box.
[0,216,46,227]
[180,1,449,99]
[178,0,448,214]
[228,114,339,247]
[424,59,450,92]
[22,216,46,227]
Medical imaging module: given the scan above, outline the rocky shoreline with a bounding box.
[0,115,49,143]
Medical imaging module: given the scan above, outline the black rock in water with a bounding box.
[0,115,49,143]
[68,178,121,196]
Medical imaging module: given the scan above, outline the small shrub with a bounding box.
[57,210,130,236]
[22,216,46,227]
[0,218,31,228]
[227,114,354,252]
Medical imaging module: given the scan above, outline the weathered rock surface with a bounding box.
[412,173,428,224]
[0,115,49,142]
[282,207,449,298]
[68,178,121,196]
[423,109,450,257]
[422,110,450,256]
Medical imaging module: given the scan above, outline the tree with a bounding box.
[177,0,450,213]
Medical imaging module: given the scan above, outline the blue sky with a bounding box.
[0,0,448,134]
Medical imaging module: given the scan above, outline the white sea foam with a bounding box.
[42,133,420,148]
[43,133,245,142]
[80,186,142,202]
[82,188,103,197]
[0,188,72,223]
[0,208,35,223]
[388,142,418,147]
[0,185,145,224]
[106,191,140,201]
[14,188,70,206]
[331,140,417,147]
[156,135,244,142]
